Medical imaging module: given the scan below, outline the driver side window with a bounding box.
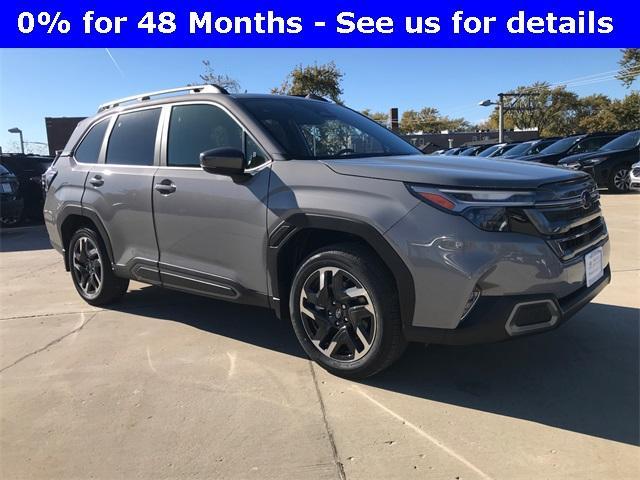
[167,104,243,167]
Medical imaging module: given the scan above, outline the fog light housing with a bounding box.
[460,287,481,320]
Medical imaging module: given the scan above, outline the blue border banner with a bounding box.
[1,0,638,47]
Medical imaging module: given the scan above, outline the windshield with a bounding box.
[238,97,420,159]
[539,136,581,155]
[478,145,501,157]
[600,131,640,151]
[459,147,477,156]
[503,141,534,157]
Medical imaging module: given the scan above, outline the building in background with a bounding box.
[45,117,86,156]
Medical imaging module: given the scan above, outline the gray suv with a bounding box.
[43,85,611,378]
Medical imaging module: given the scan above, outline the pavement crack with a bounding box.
[0,312,98,374]
[308,361,346,480]
[0,310,102,321]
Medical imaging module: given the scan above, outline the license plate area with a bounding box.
[585,247,603,288]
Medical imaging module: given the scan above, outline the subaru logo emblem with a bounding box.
[580,190,591,209]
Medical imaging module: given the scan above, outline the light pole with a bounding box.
[8,127,24,154]
[478,95,505,143]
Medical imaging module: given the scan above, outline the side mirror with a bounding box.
[199,148,245,175]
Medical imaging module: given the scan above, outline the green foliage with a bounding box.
[361,109,390,127]
[483,83,639,136]
[399,107,471,134]
[272,62,344,103]
[617,49,640,88]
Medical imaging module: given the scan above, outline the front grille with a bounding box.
[521,177,608,261]
[547,217,607,260]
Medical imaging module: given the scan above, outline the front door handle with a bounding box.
[89,175,104,187]
[154,179,176,195]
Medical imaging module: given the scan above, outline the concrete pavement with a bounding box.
[1,194,638,479]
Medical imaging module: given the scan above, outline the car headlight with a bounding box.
[582,157,607,166]
[407,185,535,232]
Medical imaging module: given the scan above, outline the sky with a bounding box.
[0,48,633,153]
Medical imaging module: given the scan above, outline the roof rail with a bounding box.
[97,84,229,112]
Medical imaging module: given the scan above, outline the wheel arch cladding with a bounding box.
[268,213,415,329]
[59,207,115,270]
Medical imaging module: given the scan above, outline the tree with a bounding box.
[272,62,344,103]
[197,60,241,93]
[609,92,640,130]
[576,94,615,132]
[617,49,640,88]
[361,109,389,127]
[487,83,581,136]
[399,107,471,134]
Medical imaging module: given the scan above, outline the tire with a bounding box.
[289,243,407,379]
[0,202,25,228]
[608,164,631,193]
[68,227,129,306]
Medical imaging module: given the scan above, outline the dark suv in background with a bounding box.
[0,164,23,226]
[0,153,53,225]
[519,133,621,165]
[559,130,640,193]
[43,85,611,378]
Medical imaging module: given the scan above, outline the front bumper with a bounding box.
[384,200,611,343]
[403,265,611,345]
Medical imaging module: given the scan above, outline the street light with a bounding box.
[479,92,539,143]
[8,127,24,154]
[478,94,505,143]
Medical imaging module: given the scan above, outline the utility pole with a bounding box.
[497,93,505,143]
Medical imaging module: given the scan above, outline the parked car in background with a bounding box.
[630,162,640,191]
[477,143,505,157]
[479,142,520,158]
[443,147,465,155]
[519,133,622,165]
[559,130,640,193]
[502,138,561,159]
[0,164,23,227]
[0,153,53,224]
[458,144,494,156]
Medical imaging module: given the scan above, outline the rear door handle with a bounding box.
[154,179,176,195]
[89,175,104,187]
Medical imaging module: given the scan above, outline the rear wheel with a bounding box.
[69,227,128,305]
[289,244,406,379]
[609,165,631,193]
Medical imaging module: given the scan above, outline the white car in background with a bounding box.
[630,162,640,191]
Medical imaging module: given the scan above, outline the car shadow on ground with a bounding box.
[366,302,640,447]
[0,224,52,252]
[114,287,639,447]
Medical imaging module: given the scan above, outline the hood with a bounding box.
[321,154,586,189]
[559,149,627,165]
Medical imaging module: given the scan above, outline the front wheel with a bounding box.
[608,165,631,193]
[69,227,129,306]
[289,244,406,379]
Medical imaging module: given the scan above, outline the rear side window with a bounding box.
[571,136,615,154]
[167,104,243,167]
[74,119,109,164]
[106,108,161,166]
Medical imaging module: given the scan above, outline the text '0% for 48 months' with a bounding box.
[18,12,71,34]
